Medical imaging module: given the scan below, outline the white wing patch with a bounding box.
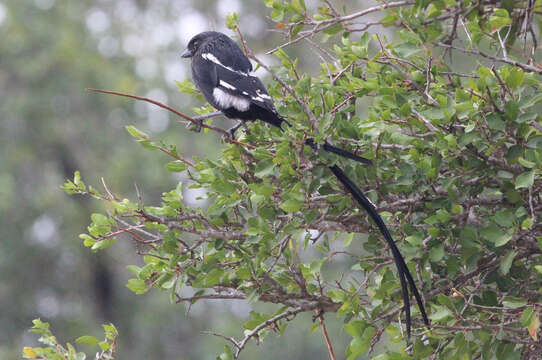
[250,89,272,103]
[256,89,271,100]
[219,80,237,90]
[202,53,249,76]
[213,87,250,111]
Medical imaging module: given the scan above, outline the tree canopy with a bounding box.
[25,1,541,359]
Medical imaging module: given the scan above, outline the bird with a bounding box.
[181,31,372,165]
[181,31,289,135]
[181,31,429,336]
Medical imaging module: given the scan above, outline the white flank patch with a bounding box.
[202,52,249,76]
[251,96,264,102]
[213,87,250,111]
[219,80,236,90]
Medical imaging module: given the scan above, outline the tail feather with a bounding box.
[329,165,430,337]
[305,138,373,165]
[322,142,373,165]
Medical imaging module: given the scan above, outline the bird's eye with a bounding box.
[193,41,199,48]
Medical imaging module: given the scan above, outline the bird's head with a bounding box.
[181,31,222,58]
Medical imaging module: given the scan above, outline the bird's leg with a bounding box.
[186,111,223,132]
[227,120,244,138]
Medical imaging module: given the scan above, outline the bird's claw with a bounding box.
[186,119,203,133]
[227,121,244,138]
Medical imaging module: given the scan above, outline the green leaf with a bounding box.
[522,217,534,230]
[499,250,517,275]
[76,335,100,345]
[280,199,303,213]
[515,170,534,189]
[518,157,535,168]
[494,233,512,247]
[429,244,445,262]
[343,233,354,247]
[98,341,110,351]
[502,296,526,309]
[488,8,511,32]
[520,307,534,326]
[291,0,305,14]
[125,125,148,138]
[91,238,116,251]
[80,234,96,247]
[175,78,199,95]
[204,268,224,286]
[165,161,188,172]
[218,345,234,360]
[103,323,118,339]
[126,279,148,294]
[430,306,453,321]
[505,68,524,89]
[346,326,375,359]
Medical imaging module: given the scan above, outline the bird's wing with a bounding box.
[214,69,278,113]
[197,36,278,114]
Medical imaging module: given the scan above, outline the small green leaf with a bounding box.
[429,244,445,262]
[518,157,535,168]
[515,170,534,189]
[165,161,188,172]
[280,199,303,213]
[218,345,234,360]
[502,296,526,308]
[125,125,148,138]
[98,341,110,351]
[500,250,517,275]
[430,306,453,321]
[506,68,524,89]
[91,238,116,251]
[76,335,100,345]
[344,233,354,247]
[126,278,148,294]
[521,307,534,326]
[522,218,534,230]
[204,268,224,286]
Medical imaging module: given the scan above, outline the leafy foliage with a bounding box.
[53,0,542,359]
[23,319,117,360]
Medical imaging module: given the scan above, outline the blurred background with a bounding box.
[0,0,376,358]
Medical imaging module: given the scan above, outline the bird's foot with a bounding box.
[187,111,224,133]
[227,121,244,138]
[186,119,202,132]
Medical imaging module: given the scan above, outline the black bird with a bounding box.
[181,31,429,336]
[181,31,371,165]
[181,31,289,134]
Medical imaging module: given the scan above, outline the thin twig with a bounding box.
[87,88,258,150]
[318,313,336,360]
[435,43,542,74]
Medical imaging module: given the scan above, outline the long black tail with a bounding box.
[329,165,429,337]
[321,141,373,165]
[275,115,372,165]
[274,111,428,335]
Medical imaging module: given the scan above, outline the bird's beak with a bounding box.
[180,49,193,58]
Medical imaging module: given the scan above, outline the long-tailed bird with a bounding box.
[181,31,429,337]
